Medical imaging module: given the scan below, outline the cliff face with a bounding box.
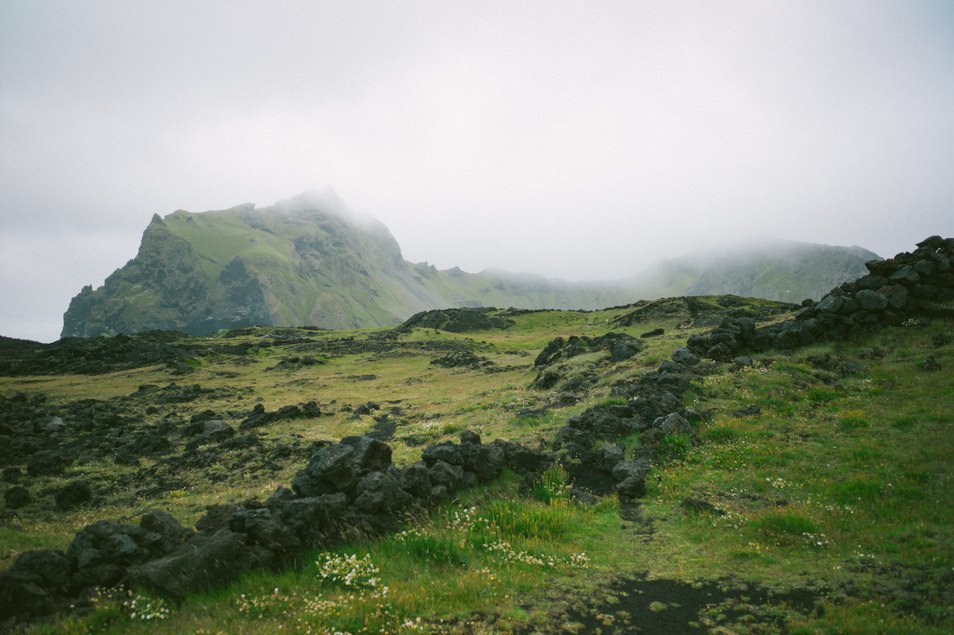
[62,193,883,337]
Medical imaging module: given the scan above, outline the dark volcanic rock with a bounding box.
[400,307,514,333]
[127,529,270,598]
[54,480,92,511]
[26,450,72,477]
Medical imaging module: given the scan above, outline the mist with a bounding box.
[2,1,953,342]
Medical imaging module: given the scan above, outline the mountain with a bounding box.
[627,240,882,304]
[61,191,627,337]
[61,192,880,337]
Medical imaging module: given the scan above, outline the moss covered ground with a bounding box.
[1,298,951,633]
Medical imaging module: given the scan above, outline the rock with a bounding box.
[652,412,692,435]
[854,290,888,311]
[26,450,71,477]
[229,508,300,553]
[185,420,235,446]
[271,493,348,544]
[54,480,92,511]
[0,571,57,620]
[36,416,66,434]
[127,529,270,598]
[815,295,844,313]
[11,550,72,592]
[681,497,724,515]
[890,265,920,285]
[640,327,665,338]
[400,462,432,498]
[354,470,411,514]
[4,485,30,509]
[140,510,193,551]
[460,430,481,445]
[422,442,464,467]
[195,504,243,535]
[671,347,700,366]
[612,459,651,500]
[341,435,392,472]
[731,355,753,369]
[295,444,357,496]
[732,405,762,418]
[592,445,625,471]
[265,486,296,506]
[66,520,164,590]
[491,439,552,474]
[427,460,464,492]
[706,342,734,362]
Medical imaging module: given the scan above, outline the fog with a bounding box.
[2,1,953,342]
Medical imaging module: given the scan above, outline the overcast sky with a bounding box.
[2,1,953,342]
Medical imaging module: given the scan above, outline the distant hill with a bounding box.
[61,192,881,337]
[627,241,882,304]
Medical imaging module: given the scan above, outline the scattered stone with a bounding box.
[26,450,71,477]
[733,405,762,418]
[652,412,692,435]
[430,351,491,369]
[671,347,700,366]
[681,497,724,515]
[54,480,92,511]
[4,485,30,509]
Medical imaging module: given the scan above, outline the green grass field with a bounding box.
[2,300,951,633]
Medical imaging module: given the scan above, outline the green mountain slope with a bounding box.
[61,192,880,337]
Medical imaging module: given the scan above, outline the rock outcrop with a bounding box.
[687,236,954,360]
[0,433,550,625]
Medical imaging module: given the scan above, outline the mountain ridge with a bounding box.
[61,193,881,337]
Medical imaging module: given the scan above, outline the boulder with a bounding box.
[671,347,700,366]
[271,493,348,544]
[10,550,71,593]
[127,529,270,598]
[66,520,164,590]
[54,480,92,511]
[612,459,651,500]
[140,510,193,551]
[354,470,412,514]
[652,412,692,435]
[854,290,888,311]
[0,571,57,620]
[26,450,71,477]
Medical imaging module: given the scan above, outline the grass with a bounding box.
[3,302,953,633]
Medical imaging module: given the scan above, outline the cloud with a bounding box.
[1,0,953,341]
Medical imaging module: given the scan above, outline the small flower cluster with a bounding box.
[236,587,298,619]
[482,540,561,567]
[121,591,172,621]
[802,532,830,548]
[711,509,746,529]
[568,552,591,568]
[394,527,426,542]
[401,617,429,632]
[766,477,789,489]
[316,553,381,590]
[447,506,483,531]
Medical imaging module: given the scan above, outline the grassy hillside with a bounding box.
[4,293,952,633]
[61,193,879,338]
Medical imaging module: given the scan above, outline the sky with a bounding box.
[2,1,953,342]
